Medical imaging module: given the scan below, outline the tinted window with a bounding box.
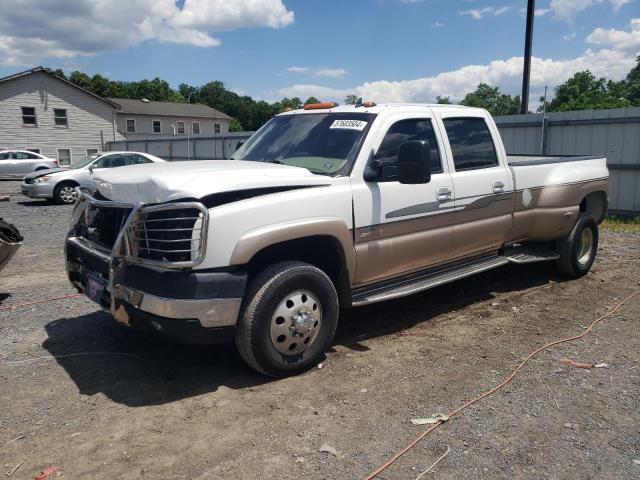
[373,119,442,181]
[0,152,10,160]
[13,152,37,159]
[127,154,152,165]
[94,155,124,168]
[443,118,498,171]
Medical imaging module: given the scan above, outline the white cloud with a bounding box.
[563,32,577,41]
[586,18,640,51]
[459,7,496,19]
[288,66,311,74]
[494,6,511,15]
[316,68,348,78]
[431,21,444,28]
[550,0,631,22]
[0,0,294,66]
[277,19,639,105]
[535,8,552,16]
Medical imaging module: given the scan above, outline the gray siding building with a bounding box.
[0,67,124,165]
[108,97,232,139]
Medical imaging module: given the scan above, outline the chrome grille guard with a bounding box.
[66,191,209,325]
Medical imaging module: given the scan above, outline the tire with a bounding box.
[555,214,598,279]
[53,182,79,204]
[235,261,339,377]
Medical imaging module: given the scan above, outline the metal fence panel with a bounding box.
[495,107,640,215]
[106,132,253,162]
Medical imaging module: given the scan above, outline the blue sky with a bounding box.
[0,0,638,104]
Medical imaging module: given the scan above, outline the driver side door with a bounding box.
[351,115,454,286]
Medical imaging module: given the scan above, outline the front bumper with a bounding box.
[65,192,246,337]
[21,182,54,199]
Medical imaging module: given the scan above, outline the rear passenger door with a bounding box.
[438,115,513,259]
[0,152,13,176]
[352,115,454,285]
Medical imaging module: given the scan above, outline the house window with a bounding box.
[57,148,71,166]
[126,119,136,133]
[214,123,221,134]
[21,107,37,125]
[86,148,99,156]
[152,120,161,134]
[177,121,185,134]
[192,122,200,135]
[54,108,68,127]
[27,148,41,154]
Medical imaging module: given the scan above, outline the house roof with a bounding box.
[0,66,121,108]
[107,97,232,120]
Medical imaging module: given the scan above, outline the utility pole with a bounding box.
[520,0,535,114]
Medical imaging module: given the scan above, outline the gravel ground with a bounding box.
[1,180,639,480]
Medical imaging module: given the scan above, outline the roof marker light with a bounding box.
[303,102,338,110]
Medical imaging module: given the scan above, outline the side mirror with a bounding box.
[397,140,432,184]
[88,164,94,174]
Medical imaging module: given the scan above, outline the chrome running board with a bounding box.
[351,255,509,307]
[502,244,560,264]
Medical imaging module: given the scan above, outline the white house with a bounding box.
[0,67,124,165]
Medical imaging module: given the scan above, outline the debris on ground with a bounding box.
[410,414,450,425]
[34,467,58,480]
[560,358,595,369]
[319,444,338,456]
[5,461,23,477]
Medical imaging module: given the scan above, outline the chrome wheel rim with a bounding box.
[270,289,322,355]
[577,228,594,265]
[59,186,78,204]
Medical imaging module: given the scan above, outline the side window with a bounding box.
[0,152,11,160]
[373,118,443,181]
[126,119,136,133]
[14,152,34,159]
[443,118,498,171]
[127,154,152,165]
[94,155,116,168]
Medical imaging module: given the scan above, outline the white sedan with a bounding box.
[0,150,59,179]
[21,151,166,204]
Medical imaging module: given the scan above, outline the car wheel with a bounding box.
[235,261,339,377]
[53,182,79,204]
[555,214,598,279]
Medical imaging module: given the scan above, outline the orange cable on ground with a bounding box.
[0,293,83,313]
[365,290,640,480]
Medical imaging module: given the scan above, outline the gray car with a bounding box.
[21,151,166,204]
[0,150,59,179]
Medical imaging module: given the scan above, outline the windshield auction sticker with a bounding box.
[329,119,368,131]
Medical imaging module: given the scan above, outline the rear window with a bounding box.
[443,117,498,171]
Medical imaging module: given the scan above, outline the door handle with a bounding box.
[436,187,452,201]
[493,181,505,193]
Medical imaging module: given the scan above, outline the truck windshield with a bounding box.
[231,112,376,175]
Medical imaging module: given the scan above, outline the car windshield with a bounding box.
[231,112,376,176]
[70,154,101,169]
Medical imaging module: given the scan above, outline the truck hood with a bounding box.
[90,160,333,204]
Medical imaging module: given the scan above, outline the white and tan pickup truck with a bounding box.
[65,103,609,376]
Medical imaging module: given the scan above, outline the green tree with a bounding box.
[624,55,640,106]
[304,96,320,105]
[229,118,244,132]
[547,70,631,112]
[460,84,520,116]
[435,95,452,104]
[344,94,358,105]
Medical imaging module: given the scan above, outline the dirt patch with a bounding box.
[1,181,639,479]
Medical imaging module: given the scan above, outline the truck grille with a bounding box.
[132,208,206,264]
[85,205,133,251]
[75,194,208,268]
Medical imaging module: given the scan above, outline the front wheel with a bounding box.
[555,214,599,279]
[53,182,79,204]
[235,261,339,377]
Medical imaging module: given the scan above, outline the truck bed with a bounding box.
[507,154,602,167]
